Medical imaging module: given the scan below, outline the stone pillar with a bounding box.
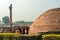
[9,4,13,32]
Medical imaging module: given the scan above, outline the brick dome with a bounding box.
[29,8,60,34]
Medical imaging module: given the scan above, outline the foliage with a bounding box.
[14,21,24,23]
[0,33,41,40]
[43,36,60,40]
[18,36,41,40]
[2,16,9,24]
[14,20,33,24]
[0,33,19,40]
[0,33,60,40]
[42,34,60,40]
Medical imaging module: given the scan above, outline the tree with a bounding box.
[2,16,9,24]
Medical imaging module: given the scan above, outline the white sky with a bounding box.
[0,0,60,22]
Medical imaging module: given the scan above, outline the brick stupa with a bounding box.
[29,8,60,34]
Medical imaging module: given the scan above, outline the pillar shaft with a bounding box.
[9,4,13,32]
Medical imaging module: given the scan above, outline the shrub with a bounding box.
[0,33,19,40]
[0,33,41,40]
[43,36,60,40]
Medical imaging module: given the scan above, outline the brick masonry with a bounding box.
[29,8,60,34]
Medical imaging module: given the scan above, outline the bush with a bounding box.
[0,33,19,40]
[0,33,42,40]
[43,36,60,40]
[18,36,41,40]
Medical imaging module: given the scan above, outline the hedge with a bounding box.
[43,36,60,40]
[42,34,60,40]
[0,33,42,40]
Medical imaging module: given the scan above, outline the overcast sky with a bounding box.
[0,0,60,22]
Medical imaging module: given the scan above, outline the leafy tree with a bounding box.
[2,16,9,24]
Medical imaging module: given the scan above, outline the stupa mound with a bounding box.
[29,8,60,34]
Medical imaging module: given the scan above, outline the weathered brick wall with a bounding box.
[29,8,60,34]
